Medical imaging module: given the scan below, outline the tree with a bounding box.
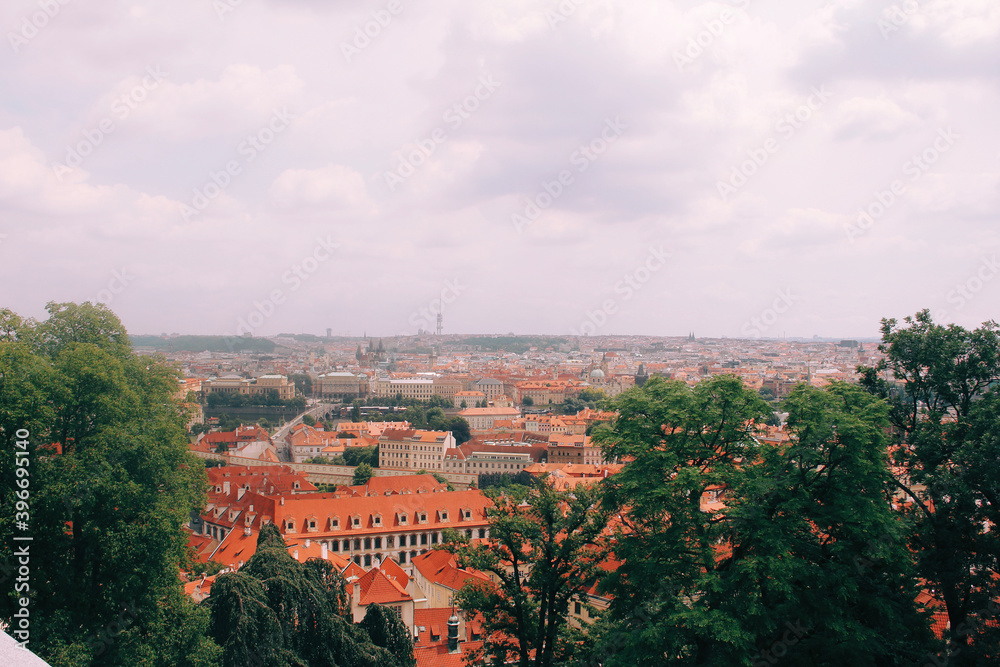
[360,604,416,667]
[0,302,220,665]
[445,479,610,667]
[207,525,402,667]
[302,414,316,427]
[858,310,1000,664]
[448,417,472,445]
[589,376,935,665]
[521,396,534,406]
[343,446,378,468]
[353,463,374,486]
[426,407,448,431]
[350,400,362,422]
[460,400,467,408]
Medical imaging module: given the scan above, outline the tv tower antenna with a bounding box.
[436,313,443,336]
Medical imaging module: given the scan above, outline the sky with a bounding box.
[1,0,998,340]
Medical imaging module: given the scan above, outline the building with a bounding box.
[379,429,456,472]
[411,550,491,609]
[547,434,605,466]
[350,561,416,628]
[442,441,546,475]
[453,391,485,408]
[202,374,296,400]
[315,371,369,399]
[457,406,521,430]
[284,423,350,463]
[372,377,435,401]
[193,488,492,568]
[473,378,504,400]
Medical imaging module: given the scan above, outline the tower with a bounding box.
[436,312,443,336]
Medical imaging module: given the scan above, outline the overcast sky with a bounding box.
[1,0,998,339]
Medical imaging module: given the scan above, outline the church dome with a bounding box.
[589,368,606,378]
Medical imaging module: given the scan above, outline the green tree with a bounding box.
[426,407,448,431]
[353,462,374,486]
[448,417,472,445]
[0,302,220,665]
[343,446,378,468]
[521,396,533,406]
[208,525,401,667]
[589,376,934,666]
[445,479,610,667]
[302,414,316,427]
[360,604,416,667]
[858,310,1000,664]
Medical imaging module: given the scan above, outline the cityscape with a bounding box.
[2,0,1000,666]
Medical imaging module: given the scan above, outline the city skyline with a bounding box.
[1,1,998,340]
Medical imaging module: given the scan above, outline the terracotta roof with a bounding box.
[412,550,491,591]
[355,566,412,605]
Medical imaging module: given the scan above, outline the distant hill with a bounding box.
[130,335,277,353]
[459,336,568,354]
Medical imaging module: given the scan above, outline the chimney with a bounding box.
[321,543,328,559]
[292,550,299,561]
[223,481,230,495]
[448,613,461,653]
[280,497,285,506]
[305,538,311,548]
[237,487,246,500]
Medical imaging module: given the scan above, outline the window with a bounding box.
[439,511,449,522]
[421,533,428,546]
[354,538,361,550]
[410,534,418,546]
[330,517,339,529]
[574,602,582,615]
[364,537,372,550]
[374,537,382,549]
[373,514,382,527]
[308,519,316,531]
[386,536,394,548]
[364,554,372,567]
[352,516,361,528]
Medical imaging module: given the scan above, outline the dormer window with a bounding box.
[307,517,317,532]
[418,512,428,524]
[373,514,383,527]
[398,513,408,525]
[439,511,449,522]
[463,509,472,520]
[351,515,361,528]
[284,518,296,533]
[330,516,340,530]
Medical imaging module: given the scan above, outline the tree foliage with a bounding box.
[0,302,220,665]
[858,310,1000,664]
[445,479,610,667]
[587,376,934,666]
[207,525,408,667]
